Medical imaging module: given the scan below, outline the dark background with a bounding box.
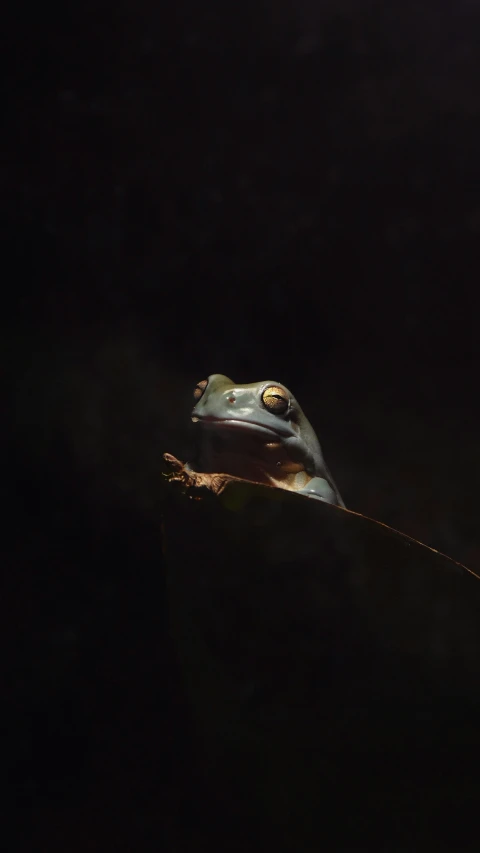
[4,1,480,849]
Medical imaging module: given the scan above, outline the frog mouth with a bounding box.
[192,414,290,439]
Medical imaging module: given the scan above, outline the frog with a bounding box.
[187,374,345,507]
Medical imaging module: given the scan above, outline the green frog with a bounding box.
[188,374,345,507]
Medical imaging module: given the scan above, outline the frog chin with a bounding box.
[193,415,293,441]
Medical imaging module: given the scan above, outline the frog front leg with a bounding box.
[298,476,341,506]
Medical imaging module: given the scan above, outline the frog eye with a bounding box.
[193,379,208,401]
[262,385,289,414]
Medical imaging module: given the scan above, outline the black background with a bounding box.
[4,1,480,849]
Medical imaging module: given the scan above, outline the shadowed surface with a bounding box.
[164,480,480,850]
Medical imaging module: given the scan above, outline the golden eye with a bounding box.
[193,379,208,401]
[262,385,289,414]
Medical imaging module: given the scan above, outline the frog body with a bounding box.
[189,374,344,508]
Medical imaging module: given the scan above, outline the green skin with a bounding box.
[189,374,345,508]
